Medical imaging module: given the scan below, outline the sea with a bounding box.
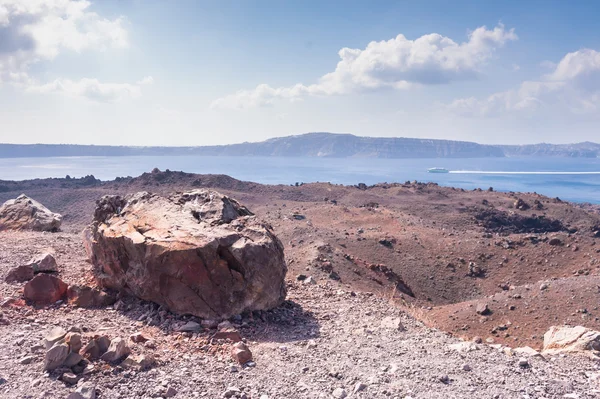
[0,155,599,204]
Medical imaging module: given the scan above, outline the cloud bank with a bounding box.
[212,24,517,109]
[448,49,600,116]
[0,0,149,101]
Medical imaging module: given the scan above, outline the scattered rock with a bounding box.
[44,343,69,370]
[223,387,241,398]
[80,336,111,360]
[514,198,530,211]
[66,383,96,399]
[5,265,34,283]
[542,325,600,355]
[60,372,79,385]
[19,355,35,365]
[44,327,67,349]
[548,237,563,246]
[303,276,317,285]
[213,328,243,342]
[23,274,68,304]
[231,341,252,364]
[476,303,491,315]
[67,285,116,308]
[100,337,130,363]
[0,194,62,232]
[518,358,530,368]
[63,352,84,367]
[121,354,155,371]
[353,382,366,394]
[130,332,149,343]
[467,262,484,277]
[449,342,478,352]
[176,321,202,332]
[65,332,82,353]
[380,317,405,331]
[332,388,347,398]
[27,253,58,273]
[84,190,287,319]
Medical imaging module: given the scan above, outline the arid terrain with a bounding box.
[1,169,600,398]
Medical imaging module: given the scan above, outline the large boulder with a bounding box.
[84,190,287,319]
[542,325,600,355]
[0,194,62,232]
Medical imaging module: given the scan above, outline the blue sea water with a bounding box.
[0,156,599,204]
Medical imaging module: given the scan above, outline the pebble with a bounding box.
[332,387,347,398]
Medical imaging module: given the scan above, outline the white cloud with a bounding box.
[212,24,517,109]
[447,49,600,117]
[0,0,128,84]
[27,76,153,102]
[137,76,154,85]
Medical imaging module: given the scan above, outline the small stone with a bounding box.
[380,317,405,331]
[19,355,35,365]
[100,337,130,363]
[165,387,177,397]
[303,276,317,285]
[177,321,201,332]
[213,328,242,342]
[332,388,347,398]
[548,237,563,246]
[63,352,84,368]
[353,382,367,394]
[121,354,155,370]
[540,282,549,290]
[200,319,219,329]
[67,285,116,308]
[4,265,34,283]
[476,303,491,315]
[44,343,69,370]
[462,364,472,372]
[44,326,67,349]
[438,375,450,384]
[518,358,529,368]
[66,382,96,399]
[231,341,252,364]
[65,332,82,353]
[60,372,79,385]
[223,386,241,398]
[130,332,149,343]
[28,253,58,273]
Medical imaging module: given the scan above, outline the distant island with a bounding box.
[1,132,599,159]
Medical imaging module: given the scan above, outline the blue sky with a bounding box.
[1,0,600,145]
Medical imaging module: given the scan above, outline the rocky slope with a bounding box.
[1,171,600,398]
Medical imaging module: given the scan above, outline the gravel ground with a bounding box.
[1,231,600,399]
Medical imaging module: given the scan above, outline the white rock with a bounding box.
[542,325,600,355]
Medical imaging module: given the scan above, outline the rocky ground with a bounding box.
[1,170,600,398]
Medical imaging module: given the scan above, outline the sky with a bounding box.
[1,0,600,146]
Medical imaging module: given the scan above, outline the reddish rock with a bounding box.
[130,332,149,343]
[67,285,116,308]
[23,274,67,304]
[231,341,252,364]
[5,265,34,283]
[84,190,287,319]
[0,194,62,231]
[213,328,243,342]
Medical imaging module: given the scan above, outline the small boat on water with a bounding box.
[428,167,449,173]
